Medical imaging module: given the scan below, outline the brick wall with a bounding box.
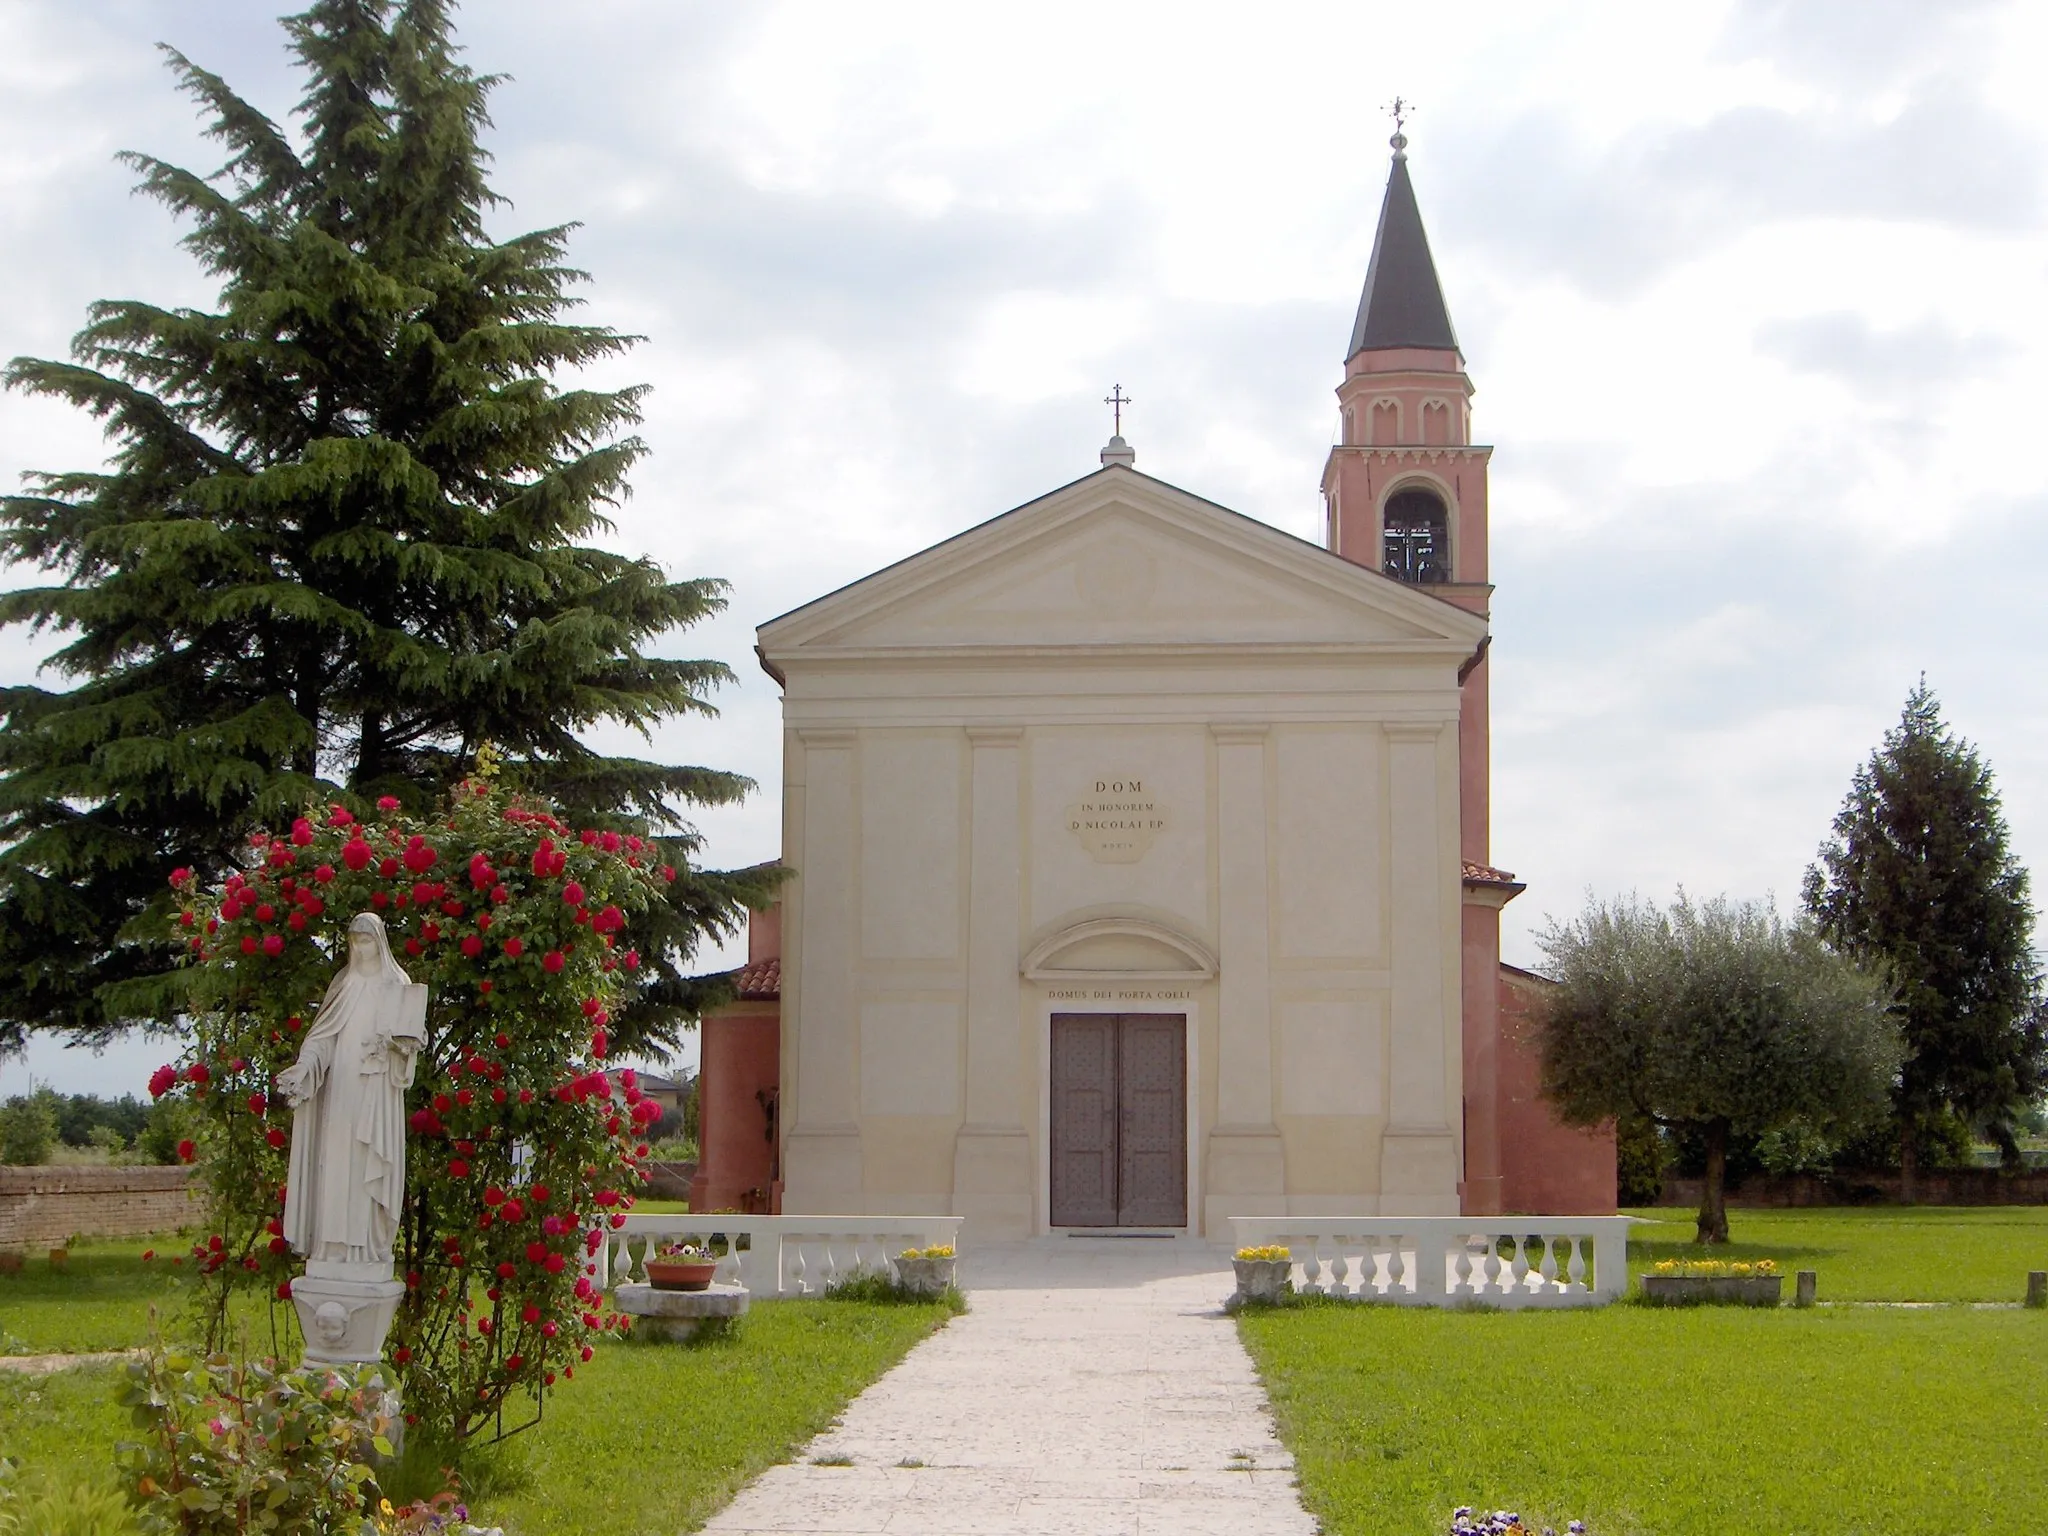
[1659,1168,2048,1209]
[0,1165,202,1247]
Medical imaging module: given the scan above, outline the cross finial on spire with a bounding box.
[1104,383,1131,436]
[1385,96,1411,159]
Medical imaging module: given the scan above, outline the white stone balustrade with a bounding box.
[585,1214,964,1298]
[1227,1216,1637,1308]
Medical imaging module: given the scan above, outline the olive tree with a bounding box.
[1534,893,1900,1243]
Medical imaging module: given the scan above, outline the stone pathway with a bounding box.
[704,1239,1318,1536]
[0,1348,140,1376]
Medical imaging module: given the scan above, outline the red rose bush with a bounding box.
[157,774,673,1443]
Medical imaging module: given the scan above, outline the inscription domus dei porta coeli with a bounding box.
[1065,777,1170,863]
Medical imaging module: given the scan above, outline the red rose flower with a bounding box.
[277,1281,293,1300]
[460,935,484,958]
[503,937,525,959]
[562,881,585,906]
[287,911,307,931]
[343,840,372,871]
[490,884,510,904]
[379,857,400,878]
[377,795,401,811]
[254,903,276,923]
[448,1158,470,1178]
[289,818,315,847]
[247,1093,266,1115]
[262,933,284,956]
[149,1065,178,1098]
[544,1253,566,1273]
[176,1139,197,1163]
[313,864,335,884]
[186,1062,211,1085]
[266,1128,286,1149]
[542,950,564,974]
[526,1242,549,1264]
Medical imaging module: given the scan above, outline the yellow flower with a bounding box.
[1235,1245,1291,1263]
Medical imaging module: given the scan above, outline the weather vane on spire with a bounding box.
[1104,384,1131,437]
[1385,96,1412,158]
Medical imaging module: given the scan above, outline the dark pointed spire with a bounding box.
[1347,137,1459,358]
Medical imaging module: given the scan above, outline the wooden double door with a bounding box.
[1049,1013,1187,1228]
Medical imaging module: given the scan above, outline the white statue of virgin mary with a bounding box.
[277,912,429,1270]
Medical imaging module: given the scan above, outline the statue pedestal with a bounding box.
[293,1262,404,1365]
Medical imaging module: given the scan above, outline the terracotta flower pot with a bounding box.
[645,1259,718,1292]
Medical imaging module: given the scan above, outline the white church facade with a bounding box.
[691,139,1617,1237]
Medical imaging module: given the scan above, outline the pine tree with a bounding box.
[0,0,772,1054]
[1804,681,2047,1190]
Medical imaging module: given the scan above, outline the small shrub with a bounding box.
[0,1092,58,1166]
[0,1457,140,1536]
[115,1349,396,1534]
[822,1269,965,1312]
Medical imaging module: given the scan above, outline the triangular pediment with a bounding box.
[759,468,1487,660]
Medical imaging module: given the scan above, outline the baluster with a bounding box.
[1451,1242,1473,1297]
[1538,1236,1560,1292]
[1305,1238,1328,1297]
[1387,1238,1407,1296]
[1507,1235,1529,1295]
[1566,1236,1588,1292]
[790,1239,809,1296]
[1330,1246,1352,1299]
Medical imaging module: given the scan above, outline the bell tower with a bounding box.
[1322,123,1517,1216]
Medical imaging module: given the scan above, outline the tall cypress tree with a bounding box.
[1804,681,2047,1187]
[0,0,771,1053]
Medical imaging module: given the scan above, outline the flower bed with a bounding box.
[1641,1258,1782,1306]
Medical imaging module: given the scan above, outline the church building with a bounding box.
[690,135,1616,1236]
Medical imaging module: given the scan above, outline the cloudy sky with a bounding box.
[3,0,2045,1098]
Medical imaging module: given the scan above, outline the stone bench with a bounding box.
[614,1281,749,1341]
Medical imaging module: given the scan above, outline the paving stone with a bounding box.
[702,1240,1315,1535]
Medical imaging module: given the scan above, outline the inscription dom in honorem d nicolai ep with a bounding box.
[1066,777,1169,863]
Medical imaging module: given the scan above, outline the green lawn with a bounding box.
[1,1234,953,1535]
[469,1301,946,1534]
[0,1239,277,1356]
[1623,1204,2048,1301]
[1241,1302,2048,1536]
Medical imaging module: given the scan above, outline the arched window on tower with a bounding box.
[1382,488,1451,583]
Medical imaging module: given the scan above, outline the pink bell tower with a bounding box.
[1322,121,1612,1216]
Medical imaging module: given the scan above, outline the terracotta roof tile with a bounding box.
[1461,859,1521,888]
[731,956,780,1000]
